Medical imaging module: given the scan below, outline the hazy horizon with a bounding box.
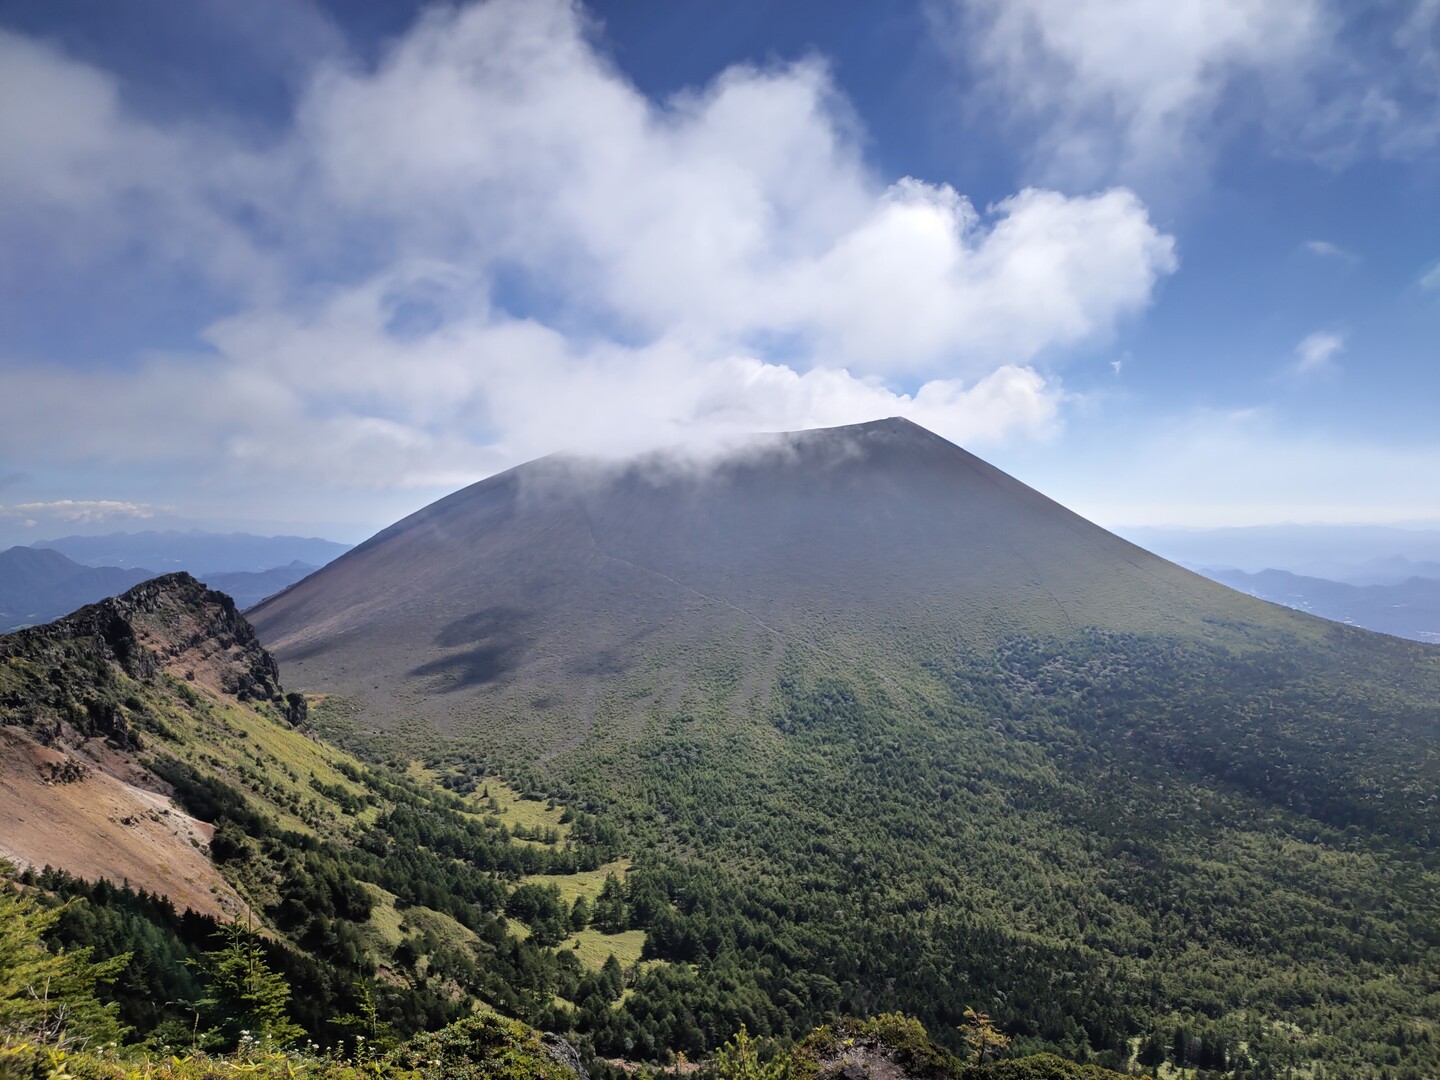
[5,417,1440,553]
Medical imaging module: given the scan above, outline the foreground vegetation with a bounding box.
[3,877,1133,1079]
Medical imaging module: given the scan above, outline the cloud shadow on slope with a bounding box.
[409,606,532,691]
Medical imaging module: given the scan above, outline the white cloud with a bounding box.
[1292,331,1345,376]
[0,500,161,524]
[0,0,1176,502]
[0,32,283,296]
[1419,262,1440,291]
[284,3,1174,377]
[944,0,1440,190]
[947,0,1323,189]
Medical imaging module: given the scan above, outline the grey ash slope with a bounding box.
[249,417,1323,735]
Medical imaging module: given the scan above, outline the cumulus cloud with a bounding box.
[0,0,1177,500]
[1292,331,1346,376]
[944,0,1440,190]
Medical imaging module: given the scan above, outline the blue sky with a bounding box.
[0,0,1437,545]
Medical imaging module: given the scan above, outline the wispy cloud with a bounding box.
[0,500,161,524]
[1023,406,1440,527]
[939,0,1324,190]
[938,0,1440,192]
[1419,262,1440,291]
[1304,240,1353,259]
[1292,331,1346,376]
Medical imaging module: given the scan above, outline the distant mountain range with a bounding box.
[0,547,154,633]
[1196,565,1440,643]
[1120,522,1440,584]
[191,561,324,609]
[33,529,352,575]
[0,531,349,631]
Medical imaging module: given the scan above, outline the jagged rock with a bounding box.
[284,690,309,727]
[42,758,90,785]
[0,573,295,748]
[541,1032,590,1078]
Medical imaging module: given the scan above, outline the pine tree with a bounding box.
[1137,1028,1167,1067]
[331,980,397,1058]
[713,1024,788,1080]
[0,887,128,1048]
[594,873,628,934]
[961,1006,1011,1065]
[193,920,304,1049]
[600,954,624,1001]
[570,895,592,931]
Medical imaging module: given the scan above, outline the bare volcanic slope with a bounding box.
[0,574,320,919]
[251,417,1312,737]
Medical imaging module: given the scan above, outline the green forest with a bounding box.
[394,624,1440,1078]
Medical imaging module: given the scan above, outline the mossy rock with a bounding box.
[788,1016,1139,1080]
[385,1014,585,1079]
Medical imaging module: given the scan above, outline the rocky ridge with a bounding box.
[0,573,315,920]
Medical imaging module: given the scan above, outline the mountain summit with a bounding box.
[250,417,1284,731]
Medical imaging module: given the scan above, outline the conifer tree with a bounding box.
[194,919,304,1049]
[570,895,591,931]
[961,1006,1011,1064]
[0,887,128,1048]
[1137,1028,1167,1067]
[594,874,627,934]
[600,954,624,1001]
[712,1024,787,1080]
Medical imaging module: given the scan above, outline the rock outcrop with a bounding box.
[0,573,297,749]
